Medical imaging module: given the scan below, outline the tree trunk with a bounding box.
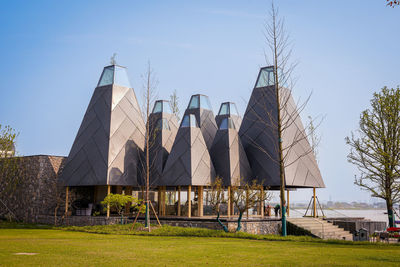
[216,212,228,232]
[387,199,394,228]
[236,211,243,232]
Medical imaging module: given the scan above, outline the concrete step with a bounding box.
[287,217,353,240]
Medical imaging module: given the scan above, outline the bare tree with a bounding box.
[387,0,400,7]
[307,115,323,164]
[243,3,322,235]
[346,87,400,227]
[139,62,159,230]
[209,177,228,232]
[169,89,180,122]
[231,180,270,232]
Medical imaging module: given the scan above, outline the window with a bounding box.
[230,103,240,116]
[218,103,229,115]
[219,118,236,130]
[181,114,198,128]
[156,118,170,130]
[255,66,275,88]
[114,66,131,88]
[188,95,199,109]
[152,101,163,113]
[98,66,114,87]
[200,95,212,110]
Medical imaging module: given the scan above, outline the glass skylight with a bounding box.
[181,114,198,128]
[152,101,163,113]
[219,118,236,130]
[97,65,132,88]
[156,118,170,130]
[218,103,229,115]
[255,66,275,88]
[114,66,131,88]
[188,95,199,109]
[98,66,114,87]
[200,95,212,110]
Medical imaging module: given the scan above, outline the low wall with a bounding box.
[326,218,386,235]
[33,215,282,235]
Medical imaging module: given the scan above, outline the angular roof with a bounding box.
[239,66,325,188]
[211,117,252,186]
[215,102,242,131]
[160,114,215,186]
[59,65,146,186]
[183,94,217,150]
[147,100,179,186]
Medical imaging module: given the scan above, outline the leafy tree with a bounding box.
[101,193,144,224]
[346,87,400,227]
[0,125,22,221]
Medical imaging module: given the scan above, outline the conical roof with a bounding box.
[183,94,217,150]
[60,65,146,186]
[211,117,252,186]
[147,100,179,186]
[160,114,215,186]
[239,66,325,188]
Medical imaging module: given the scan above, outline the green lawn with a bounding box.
[0,227,400,266]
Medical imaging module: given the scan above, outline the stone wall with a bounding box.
[33,215,281,235]
[0,155,66,222]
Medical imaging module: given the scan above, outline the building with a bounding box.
[57,63,325,218]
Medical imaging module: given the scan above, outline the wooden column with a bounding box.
[260,187,264,217]
[198,186,204,217]
[227,186,231,217]
[106,185,111,218]
[187,185,191,218]
[313,187,316,218]
[162,186,166,216]
[158,187,162,215]
[287,190,290,217]
[246,190,249,218]
[65,186,69,216]
[177,186,181,216]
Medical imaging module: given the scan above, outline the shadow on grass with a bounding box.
[1,220,399,247]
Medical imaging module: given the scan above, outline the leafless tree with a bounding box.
[139,62,159,230]
[231,180,271,232]
[244,3,323,221]
[169,89,180,122]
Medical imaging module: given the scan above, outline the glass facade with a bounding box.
[219,118,236,130]
[188,95,199,109]
[114,66,131,88]
[97,65,131,88]
[218,103,229,115]
[200,95,212,110]
[156,118,170,130]
[255,66,275,88]
[181,114,198,128]
[152,101,163,113]
[98,66,114,87]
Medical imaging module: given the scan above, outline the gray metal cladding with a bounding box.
[239,67,325,188]
[160,126,215,186]
[59,66,146,187]
[210,128,252,186]
[147,111,179,186]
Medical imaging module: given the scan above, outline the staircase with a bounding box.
[287,217,353,240]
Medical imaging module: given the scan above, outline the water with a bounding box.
[290,209,389,222]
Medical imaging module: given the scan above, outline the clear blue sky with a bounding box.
[0,0,399,203]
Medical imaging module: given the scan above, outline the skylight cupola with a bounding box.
[97,65,131,88]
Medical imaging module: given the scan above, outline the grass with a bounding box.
[1,222,400,266]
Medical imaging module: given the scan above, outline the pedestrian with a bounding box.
[274,204,280,217]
